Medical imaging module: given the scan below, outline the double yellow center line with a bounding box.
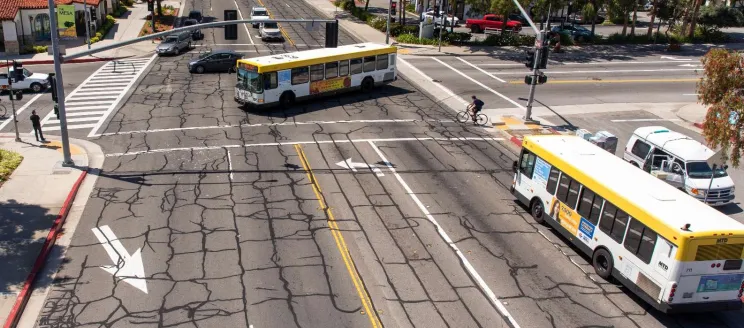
[255,0,296,46]
[294,144,382,328]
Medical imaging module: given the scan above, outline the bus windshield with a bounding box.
[686,161,728,179]
[237,68,263,93]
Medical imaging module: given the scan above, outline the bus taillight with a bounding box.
[668,283,677,302]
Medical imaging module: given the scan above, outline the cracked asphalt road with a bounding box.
[31,0,744,327]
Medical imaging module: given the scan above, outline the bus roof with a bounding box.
[237,42,397,73]
[633,126,715,161]
[523,135,744,242]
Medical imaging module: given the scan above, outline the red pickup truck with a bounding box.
[466,14,523,33]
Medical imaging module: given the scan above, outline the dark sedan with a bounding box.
[182,19,204,40]
[551,24,593,42]
[188,50,244,74]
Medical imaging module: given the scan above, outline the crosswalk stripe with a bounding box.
[46,116,102,124]
[70,90,124,96]
[65,111,108,117]
[77,86,126,91]
[83,81,131,86]
[67,95,119,101]
[43,123,99,131]
[65,105,110,111]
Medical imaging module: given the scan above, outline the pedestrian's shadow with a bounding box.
[18,140,58,151]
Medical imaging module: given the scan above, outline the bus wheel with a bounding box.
[530,198,545,224]
[361,77,374,93]
[592,248,614,280]
[279,92,295,108]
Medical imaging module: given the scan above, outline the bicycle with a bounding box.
[456,105,488,126]
[0,99,7,119]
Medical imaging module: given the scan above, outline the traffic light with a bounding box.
[524,74,548,85]
[224,10,238,40]
[48,73,58,102]
[391,1,397,15]
[54,104,59,119]
[525,50,535,68]
[325,20,339,48]
[12,61,24,82]
[147,0,154,11]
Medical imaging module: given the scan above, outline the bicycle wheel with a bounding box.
[475,113,488,126]
[0,105,6,118]
[456,111,470,123]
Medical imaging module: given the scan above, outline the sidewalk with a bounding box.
[0,1,177,65]
[0,134,103,328]
[675,102,706,129]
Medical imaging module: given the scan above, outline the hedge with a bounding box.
[0,149,23,183]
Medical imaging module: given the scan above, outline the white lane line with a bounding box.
[234,0,254,44]
[105,137,506,157]
[398,58,469,108]
[88,54,157,138]
[100,119,454,136]
[456,57,506,83]
[489,68,700,75]
[367,140,521,328]
[432,57,525,110]
[683,93,699,96]
[226,148,234,181]
[0,94,43,132]
[610,118,681,122]
[43,123,98,131]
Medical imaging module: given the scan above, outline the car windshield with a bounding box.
[264,22,278,29]
[163,37,178,43]
[254,10,268,16]
[686,161,728,179]
[198,52,213,59]
[237,68,263,93]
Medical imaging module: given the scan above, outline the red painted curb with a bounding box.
[693,122,704,129]
[509,135,522,148]
[0,56,131,68]
[3,170,88,328]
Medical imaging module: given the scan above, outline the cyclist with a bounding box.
[468,95,484,123]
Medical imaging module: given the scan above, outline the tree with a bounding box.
[490,0,530,33]
[465,0,492,15]
[630,0,638,35]
[609,0,636,35]
[697,5,744,34]
[697,49,744,167]
[686,0,703,38]
[646,0,659,37]
[156,0,163,17]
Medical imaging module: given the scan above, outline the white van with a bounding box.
[624,126,735,206]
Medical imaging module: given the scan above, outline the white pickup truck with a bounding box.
[251,7,269,28]
[0,67,50,93]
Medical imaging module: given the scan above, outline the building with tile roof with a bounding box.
[1,0,119,55]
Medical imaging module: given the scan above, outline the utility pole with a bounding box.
[5,60,21,142]
[524,31,546,123]
[47,0,74,166]
[386,0,392,44]
[84,0,91,49]
[437,0,444,51]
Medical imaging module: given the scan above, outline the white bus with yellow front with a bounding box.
[234,43,397,108]
[511,135,744,313]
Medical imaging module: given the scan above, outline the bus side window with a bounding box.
[339,60,350,76]
[310,64,324,82]
[325,62,338,79]
[556,174,572,204]
[377,54,389,70]
[623,218,657,264]
[565,179,581,209]
[519,150,536,178]
[599,202,617,239]
[577,188,604,225]
[610,209,630,243]
[363,56,376,72]
[545,167,561,195]
[350,58,363,75]
[264,72,278,90]
[291,67,309,85]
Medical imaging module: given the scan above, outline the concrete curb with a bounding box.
[0,56,133,67]
[2,170,88,328]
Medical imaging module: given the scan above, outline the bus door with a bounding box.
[513,149,537,198]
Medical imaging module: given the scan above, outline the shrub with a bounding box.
[441,31,472,43]
[0,149,23,182]
[90,36,100,43]
[390,24,418,36]
[113,5,129,17]
[95,32,103,39]
[477,33,535,46]
[33,45,48,53]
[396,33,447,45]
[368,16,387,31]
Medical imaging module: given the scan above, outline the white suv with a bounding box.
[259,22,283,41]
[251,7,269,28]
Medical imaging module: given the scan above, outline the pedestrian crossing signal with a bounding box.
[147,0,154,12]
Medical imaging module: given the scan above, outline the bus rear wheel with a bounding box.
[279,92,295,108]
[361,77,374,93]
[592,248,614,280]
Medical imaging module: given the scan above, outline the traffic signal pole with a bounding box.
[48,0,74,166]
[524,32,545,123]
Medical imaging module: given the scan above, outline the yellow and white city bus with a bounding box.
[511,135,744,313]
[234,42,397,108]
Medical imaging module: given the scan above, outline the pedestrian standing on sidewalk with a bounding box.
[30,110,45,142]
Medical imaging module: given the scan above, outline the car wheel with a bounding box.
[195,65,205,74]
[30,83,43,93]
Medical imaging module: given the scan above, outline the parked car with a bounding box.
[508,13,529,25]
[156,32,192,56]
[644,1,654,11]
[421,10,459,26]
[259,22,283,41]
[182,19,203,40]
[551,24,593,42]
[466,14,522,33]
[188,10,203,23]
[251,6,269,28]
[0,68,50,93]
[188,50,244,74]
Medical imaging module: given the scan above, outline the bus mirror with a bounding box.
[512,160,518,173]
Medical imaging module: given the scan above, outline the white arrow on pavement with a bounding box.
[660,56,693,61]
[92,225,148,294]
[336,158,384,177]
[678,63,701,67]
